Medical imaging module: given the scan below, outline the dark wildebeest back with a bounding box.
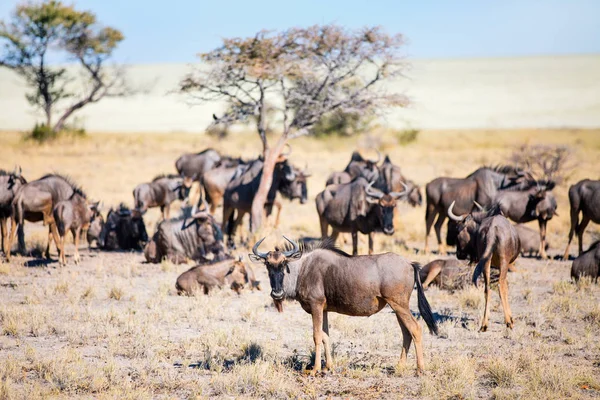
[0,167,26,255]
[564,179,600,259]
[249,237,437,374]
[8,174,82,259]
[449,203,520,331]
[133,174,190,220]
[175,257,252,295]
[144,211,227,264]
[98,205,148,251]
[419,258,470,290]
[571,241,600,282]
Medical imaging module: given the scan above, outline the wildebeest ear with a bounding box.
[288,251,302,260]
[365,196,380,205]
[248,254,264,263]
[225,265,235,276]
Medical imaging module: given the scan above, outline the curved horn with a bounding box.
[447,201,466,222]
[252,237,268,259]
[473,201,484,211]
[389,181,409,199]
[365,180,383,199]
[282,235,299,257]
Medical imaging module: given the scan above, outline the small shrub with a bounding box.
[458,287,482,309]
[25,122,86,144]
[108,287,124,301]
[396,128,420,146]
[53,281,70,295]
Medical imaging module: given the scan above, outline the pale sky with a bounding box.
[1,0,599,63]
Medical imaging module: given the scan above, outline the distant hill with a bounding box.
[1,55,599,132]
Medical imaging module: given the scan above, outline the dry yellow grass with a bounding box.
[0,128,599,398]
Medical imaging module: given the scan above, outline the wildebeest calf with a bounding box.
[419,258,470,290]
[571,241,600,283]
[176,257,252,295]
[133,174,190,220]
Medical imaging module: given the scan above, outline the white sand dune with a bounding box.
[0,55,599,132]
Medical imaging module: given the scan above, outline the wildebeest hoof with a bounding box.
[479,325,488,332]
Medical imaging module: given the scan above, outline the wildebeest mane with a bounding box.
[194,148,216,155]
[467,164,521,178]
[499,179,556,192]
[40,173,86,198]
[282,237,352,258]
[152,173,181,182]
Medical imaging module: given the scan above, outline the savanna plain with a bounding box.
[1,128,600,399]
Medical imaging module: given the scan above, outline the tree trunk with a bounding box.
[250,136,287,231]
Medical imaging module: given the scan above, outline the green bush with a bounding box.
[311,110,373,138]
[25,122,86,143]
[396,128,419,146]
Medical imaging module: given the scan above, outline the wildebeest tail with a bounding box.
[412,262,439,335]
[53,204,66,236]
[472,234,496,285]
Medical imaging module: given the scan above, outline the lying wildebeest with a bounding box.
[495,180,557,259]
[175,256,257,295]
[249,237,438,375]
[133,174,190,220]
[425,165,530,254]
[144,206,227,264]
[0,166,26,255]
[86,207,104,248]
[325,150,381,185]
[419,258,470,290]
[7,174,83,260]
[316,178,406,255]
[563,179,600,259]
[571,241,599,283]
[98,204,148,251]
[514,224,549,257]
[53,190,100,265]
[222,156,296,248]
[448,201,520,331]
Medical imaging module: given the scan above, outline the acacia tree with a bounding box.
[0,0,128,137]
[179,25,408,229]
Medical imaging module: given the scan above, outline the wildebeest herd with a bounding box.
[0,148,598,373]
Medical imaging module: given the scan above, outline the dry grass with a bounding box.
[0,128,599,398]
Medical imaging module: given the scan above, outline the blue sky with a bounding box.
[1,0,599,63]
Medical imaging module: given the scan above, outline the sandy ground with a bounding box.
[1,55,600,132]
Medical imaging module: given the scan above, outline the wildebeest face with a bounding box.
[131,216,148,246]
[408,185,423,207]
[279,173,309,204]
[227,259,250,294]
[87,207,104,247]
[367,195,397,235]
[455,217,478,260]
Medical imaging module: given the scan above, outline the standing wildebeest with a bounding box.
[424,165,529,255]
[98,205,148,251]
[495,180,557,259]
[448,201,520,331]
[563,179,600,259]
[144,208,227,264]
[571,241,599,283]
[0,166,26,255]
[175,148,222,188]
[325,150,381,185]
[419,258,470,290]
[133,174,190,220]
[222,157,296,248]
[7,174,83,261]
[514,224,548,257]
[265,164,311,228]
[316,178,406,255]
[53,191,100,265]
[249,237,438,375]
[175,256,253,295]
[202,163,250,214]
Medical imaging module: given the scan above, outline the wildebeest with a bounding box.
[98,204,148,251]
[202,163,250,214]
[133,174,190,220]
[448,201,520,331]
[175,256,254,295]
[249,237,438,375]
[86,207,104,248]
[53,191,100,265]
[264,164,311,228]
[175,148,222,188]
[7,174,83,260]
[222,157,296,248]
[0,166,26,255]
[316,178,406,255]
[325,150,381,185]
[144,207,227,264]
[571,241,599,282]
[424,165,529,254]
[378,155,422,207]
[514,224,548,257]
[563,179,600,259]
[419,258,470,290]
[495,180,557,259]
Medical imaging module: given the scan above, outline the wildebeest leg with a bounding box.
[389,301,424,374]
[330,229,340,244]
[160,205,166,221]
[321,311,333,370]
[164,205,170,221]
[563,208,579,260]
[0,218,6,255]
[6,219,19,261]
[58,231,66,265]
[497,257,513,329]
[576,215,590,256]
[17,224,25,255]
[73,227,81,265]
[46,226,53,259]
[310,305,325,375]
[319,215,329,238]
[49,223,61,261]
[434,213,446,255]
[422,264,442,289]
[480,258,492,332]
[538,219,548,259]
[368,233,374,255]
[424,205,438,254]
[351,230,358,256]
[222,205,235,248]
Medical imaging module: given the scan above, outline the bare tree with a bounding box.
[178,25,408,229]
[0,0,130,137]
[511,144,576,184]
